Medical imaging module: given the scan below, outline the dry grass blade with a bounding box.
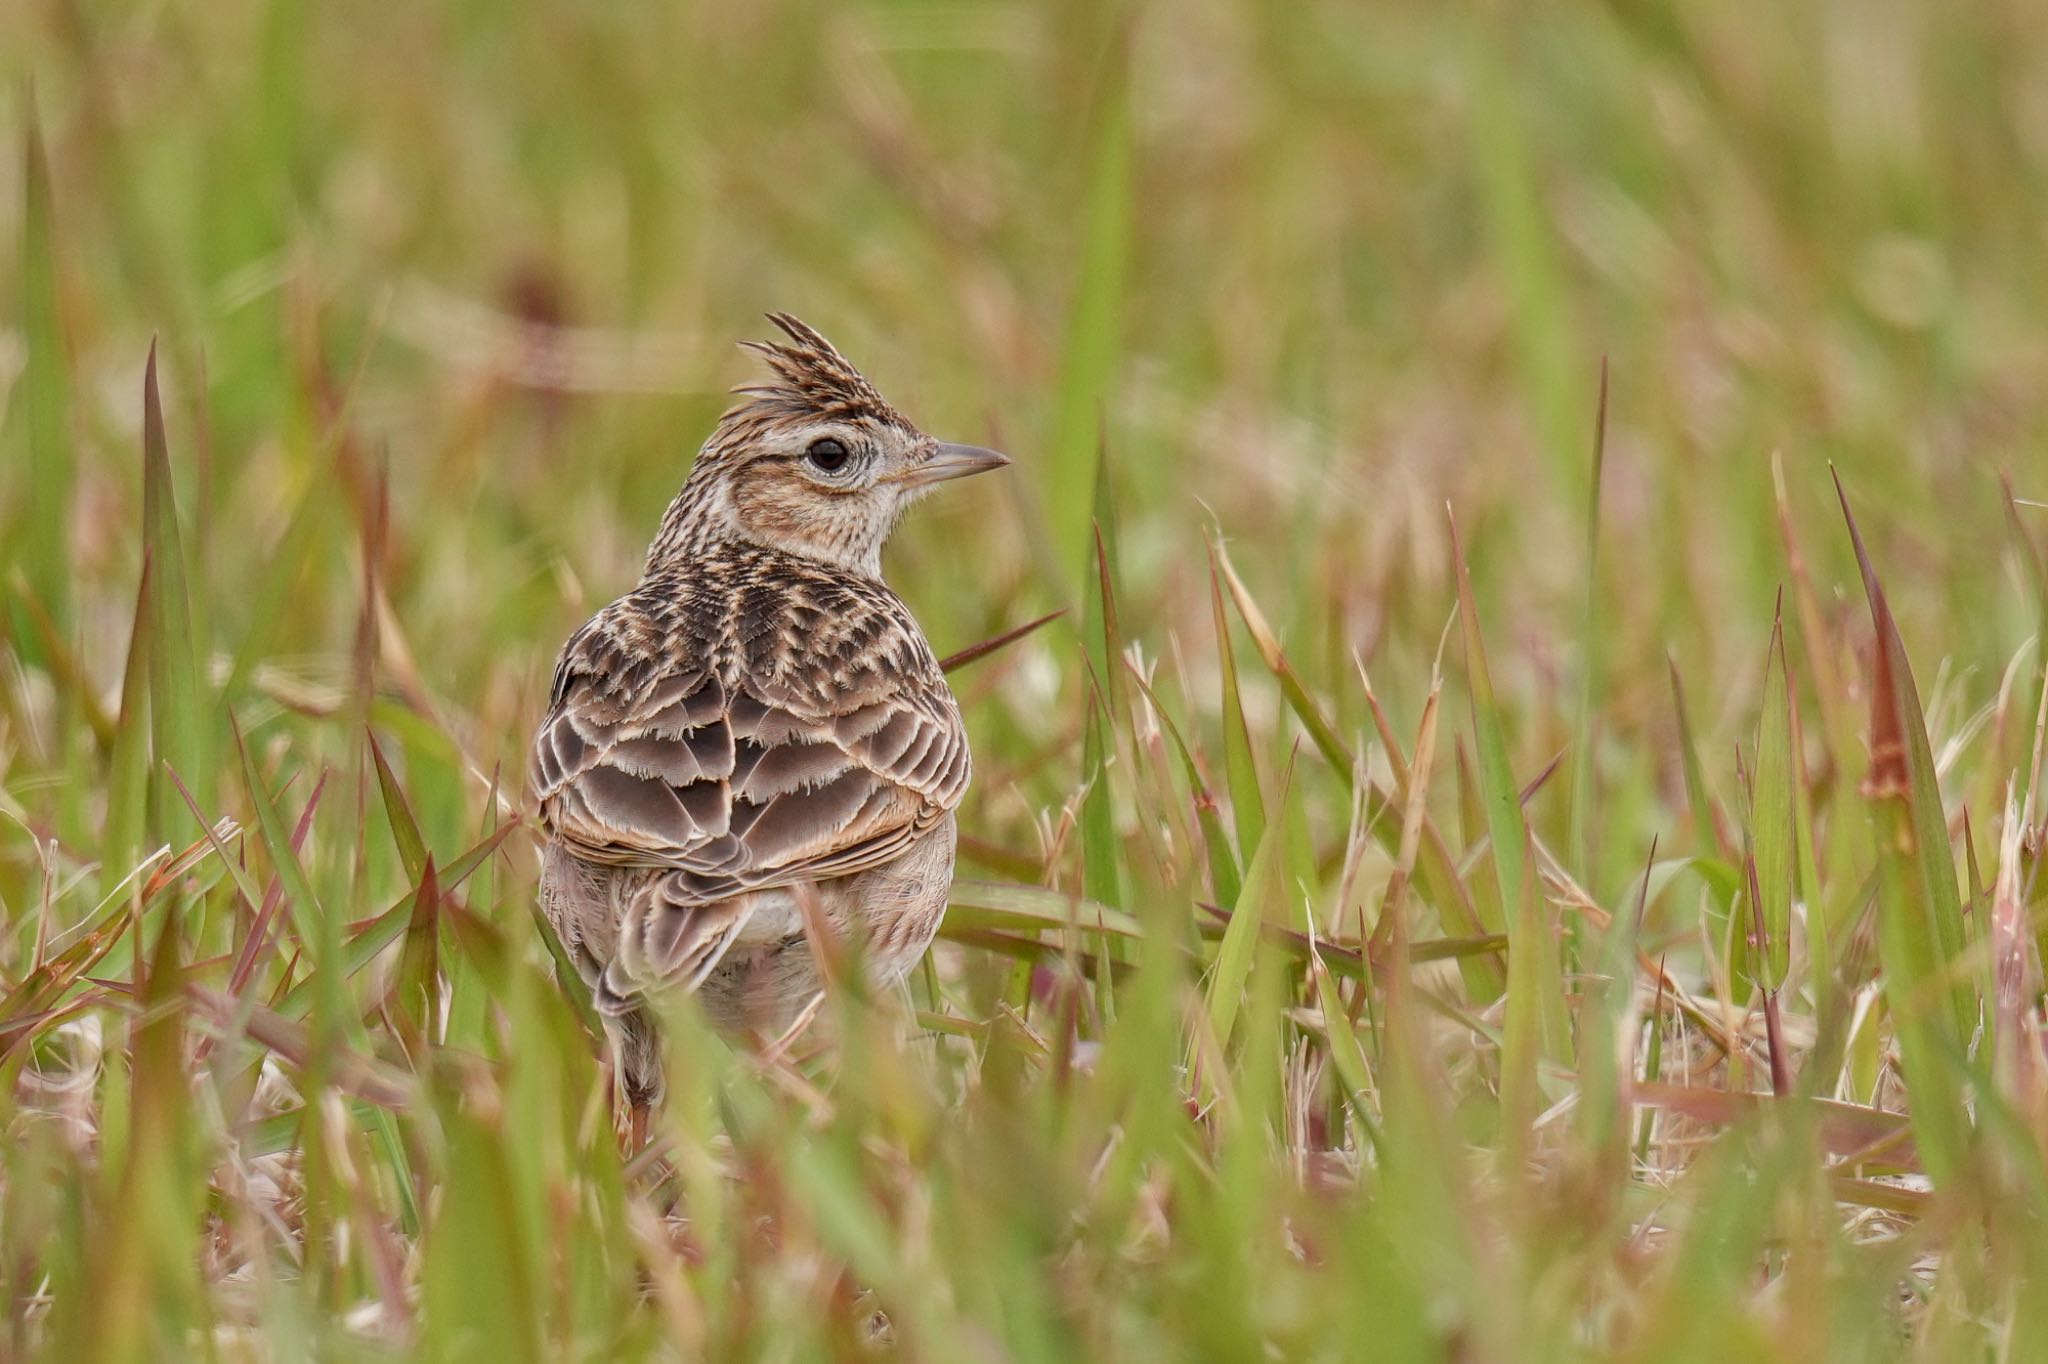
[0,827,224,1058]
[1369,681,1441,966]
[187,986,412,1109]
[1632,1081,1919,1171]
[1773,453,1856,796]
[1991,785,2044,1112]
[1213,538,1354,777]
[9,572,114,748]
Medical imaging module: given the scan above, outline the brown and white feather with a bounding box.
[531,315,983,1031]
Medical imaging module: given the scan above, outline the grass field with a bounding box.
[6,1,2048,1359]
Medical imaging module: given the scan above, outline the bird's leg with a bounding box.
[606,1053,633,1155]
[605,1010,664,1161]
[614,1086,652,1158]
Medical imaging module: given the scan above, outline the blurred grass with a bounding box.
[6,0,2048,1359]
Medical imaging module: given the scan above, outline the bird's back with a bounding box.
[530,541,970,1004]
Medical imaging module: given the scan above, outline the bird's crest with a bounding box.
[724,313,910,432]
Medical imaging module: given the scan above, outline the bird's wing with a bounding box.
[530,576,969,995]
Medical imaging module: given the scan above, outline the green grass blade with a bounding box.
[1225,551,1493,988]
[1045,40,1131,580]
[273,820,516,1020]
[1311,939,1379,1146]
[946,879,1142,941]
[1209,538,1265,858]
[12,90,74,645]
[1199,759,1295,1065]
[1124,661,1240,905]
[1080,516,1125,913]
[1568,358,1610,876]
[1836,472,1975,1185]
[142,343,210,836]
[1449,507,1567,1064]
[1467,24,1581,489]
[104,559,155,882]
[393,855,442,1056]
[369,729,429,883]
[1667,655,1724,857]
[424,1107,545,1364]
[1752,599,1796,992]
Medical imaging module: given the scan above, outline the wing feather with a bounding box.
[531,570,969,920]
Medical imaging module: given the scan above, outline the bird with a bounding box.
[529,313,1009,1147]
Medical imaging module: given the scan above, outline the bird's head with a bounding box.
[650,314,1009,576]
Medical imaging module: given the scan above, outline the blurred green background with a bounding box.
[5,1,2048,1360]
[9,1,2044,723]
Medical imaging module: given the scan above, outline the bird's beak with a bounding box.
[900,442,1011,488]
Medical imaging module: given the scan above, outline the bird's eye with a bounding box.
[806,438,851,472]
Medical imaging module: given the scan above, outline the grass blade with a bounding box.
[1045,36,1131,578]
[1209,537,1265,858]
[1752,598,1796,993]
[1568,357,1610,874]
[1081,518,1125,913]
[142,343,210,836]
[1124,660,1241,905]
[1449,506,1567,1066]
[938,608,1067,674]
[12,90,74,645]
[1200,759,1295,1065]
[369,729,429,883]
[1835,471,1975,1185]
[103,558,155,881]
[1214,539,1353,778]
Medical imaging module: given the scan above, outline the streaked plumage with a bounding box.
[530,315,1006,1140]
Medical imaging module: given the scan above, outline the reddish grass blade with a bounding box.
[1632,1081,1919,1171]
[187,986,411,1109]
[1835,471,1974,1187]
[937,608,1067,674]
[274,820,517,1021]
[369,730,430,882]
[393,856,443,1058]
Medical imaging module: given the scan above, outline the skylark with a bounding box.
[530,314,1008,1142]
